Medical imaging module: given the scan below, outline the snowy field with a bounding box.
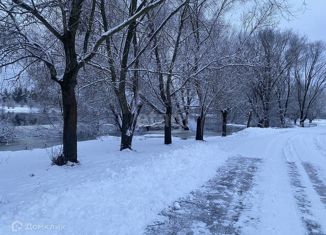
[1,123,326,234]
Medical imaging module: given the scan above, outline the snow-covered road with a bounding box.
[238,125,326,235]
[1,123,326,234]
[145,124,326,235]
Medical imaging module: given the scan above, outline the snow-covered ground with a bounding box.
[0,106,40,113]
[1,123,326,234]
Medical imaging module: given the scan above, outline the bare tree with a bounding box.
[245,29,296,127]
[0,0,163,162]
[294,41,326,127]
[93,0,187,150]
[141,1,189,145]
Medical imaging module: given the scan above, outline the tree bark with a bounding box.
[61,82,78,163]
[195,115,205,141]
[119,102,142,151]
[262,107,270,128]
[300,111,305,127]
[300,119,305,127]
[164,105,172,145]
[221,110,228,137]
[300,120,305,127]
[120,112,133,150]
[280,114,285,127]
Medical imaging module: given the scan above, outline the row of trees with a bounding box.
[1,0,325,164]
[0,87,36,104]
[244,30,326,128]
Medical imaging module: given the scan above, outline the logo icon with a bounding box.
[11,221,23,232]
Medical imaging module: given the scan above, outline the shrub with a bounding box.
[48,146,66,166]
[51,154,66,166]
[0,119,15,144]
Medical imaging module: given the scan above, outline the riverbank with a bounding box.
[0,124,245,151]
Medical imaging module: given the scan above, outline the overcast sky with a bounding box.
[280,0,326,42]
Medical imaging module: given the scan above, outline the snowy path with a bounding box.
[146,157,261,234]
[303,163,326,205]
[1,123,326,234]
[146,125,326,235]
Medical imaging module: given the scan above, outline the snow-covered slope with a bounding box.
[0,136,230,235]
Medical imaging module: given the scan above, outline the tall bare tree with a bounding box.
[0,0,163,162]
[294,41,326,127]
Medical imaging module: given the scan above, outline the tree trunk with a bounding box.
[300,120,305,127]
[300,111,305,127]
[277,96,287,128]
[263,117,269,128]
[258,119,263,128]
[119,101,142,150]
[279,107,285,127]
[120,112,133,150]
[247,111,252,128]
[280,115,285,127]
[164,105,172,145]
[262,105,270,128]
[182,119,189,131]
[221,110,228,137]
[195,115,205,141]
[61,83,78,163]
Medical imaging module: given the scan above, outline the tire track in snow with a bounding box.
[145,156,261,235]
[302,163,326,206]
[313,135,326,159]
[287,162,325,235]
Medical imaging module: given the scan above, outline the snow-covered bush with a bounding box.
[48,146,66,166]
[0,120,15,143]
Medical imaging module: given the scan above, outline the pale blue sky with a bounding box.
[280,0,326,42]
